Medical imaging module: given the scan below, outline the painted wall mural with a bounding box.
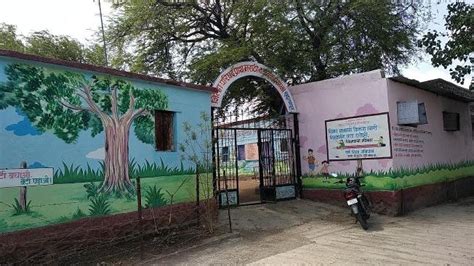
[290,70,474,192]
[303,149,318,175]
[0,58,212,234]
[1,63,169,193]
[302,160,474,191]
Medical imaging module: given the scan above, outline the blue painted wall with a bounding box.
[0,56,211,172]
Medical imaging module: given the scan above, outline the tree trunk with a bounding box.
[100,118,133,193]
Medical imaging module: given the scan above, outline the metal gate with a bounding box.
[214,128,297,206]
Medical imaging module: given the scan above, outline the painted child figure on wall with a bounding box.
[303,149,318,175]
[320,160,330,182]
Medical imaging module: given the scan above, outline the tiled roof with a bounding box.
[0,49,216,93]
[390,76,474,103]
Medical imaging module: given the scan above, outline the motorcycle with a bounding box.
[344,174,371,230]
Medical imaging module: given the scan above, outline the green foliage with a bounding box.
[418,2,473,86]
[10,198,32,216]
[303,161,474,191]
[26,30,86,62]
[0,64,169,146]
[305,161,474,180]
[88,194,111,216]
[129,158,194,178]
[0,175,198,234]
[133,115,155,144]
[72,208,87,219]
[0,23,106,66]
[54,162,104,184]
[55,207,88,224]
[144,185,168,208]
[0,219,8,230]
[108,1,425,114]
[53,160,194,184]
[0,23,25,52]
[364,160,474,179]
[84,182,101,199]
[55,215,72,224]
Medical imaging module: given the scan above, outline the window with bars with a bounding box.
[443,111,460,131]
[280,139,289,152]
[221,147,229,162]
[155,110,174,151]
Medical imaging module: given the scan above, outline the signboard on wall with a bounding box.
[325,113,392,161]
[0,168,54,188]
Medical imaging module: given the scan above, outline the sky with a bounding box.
[0,0,471,88]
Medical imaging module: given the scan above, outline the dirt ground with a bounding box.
[238,179,260,203]
[137,197,474,265]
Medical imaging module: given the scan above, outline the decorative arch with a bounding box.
[211,61,297,113]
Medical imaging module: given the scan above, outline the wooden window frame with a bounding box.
[442,111,460,131]
[155,110,175,151]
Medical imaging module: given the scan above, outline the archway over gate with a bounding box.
[211,61,297,113]
[211,61,302,207]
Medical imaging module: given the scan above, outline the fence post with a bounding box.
[223,170,232,233]
[19,161,28,211]
[136,176,143,220]
[136,176,144,259]
[196,163,200,225]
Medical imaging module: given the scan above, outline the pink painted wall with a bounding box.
[387,80,473,169]
[289,70,392,175]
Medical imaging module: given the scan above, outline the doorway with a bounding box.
[214,124,297,206]
[210,62,302,207]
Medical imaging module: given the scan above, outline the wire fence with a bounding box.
[0,176,219,264]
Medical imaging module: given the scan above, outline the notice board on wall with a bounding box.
[325,113,392,161]
[0,168,54,188]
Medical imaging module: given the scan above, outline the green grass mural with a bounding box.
[303,161,474,191]
[53,159,195,184]
[0,62,213,235]
[0,160,212,234]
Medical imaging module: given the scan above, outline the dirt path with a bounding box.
[141,197,474,265]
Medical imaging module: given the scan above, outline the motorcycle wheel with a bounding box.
[356,213,369,230]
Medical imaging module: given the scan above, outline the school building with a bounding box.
[1,50,473,261]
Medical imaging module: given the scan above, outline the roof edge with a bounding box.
[0,49,217,93]
[389,76,474,103]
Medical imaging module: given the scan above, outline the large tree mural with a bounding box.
[0,64,168,193]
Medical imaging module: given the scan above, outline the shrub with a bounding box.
[84,182,101,199]
[72,208,87,219]
[88,194,111,216]
[10,198,32,216]
[144,185,168,208]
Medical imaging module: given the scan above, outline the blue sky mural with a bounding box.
[5,108,42,136]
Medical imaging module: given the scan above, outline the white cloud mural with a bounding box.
[86,147,105,160]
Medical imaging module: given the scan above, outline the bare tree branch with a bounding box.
[121,88,137,123]
[82,85,107,118]
[59,100,91,112]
